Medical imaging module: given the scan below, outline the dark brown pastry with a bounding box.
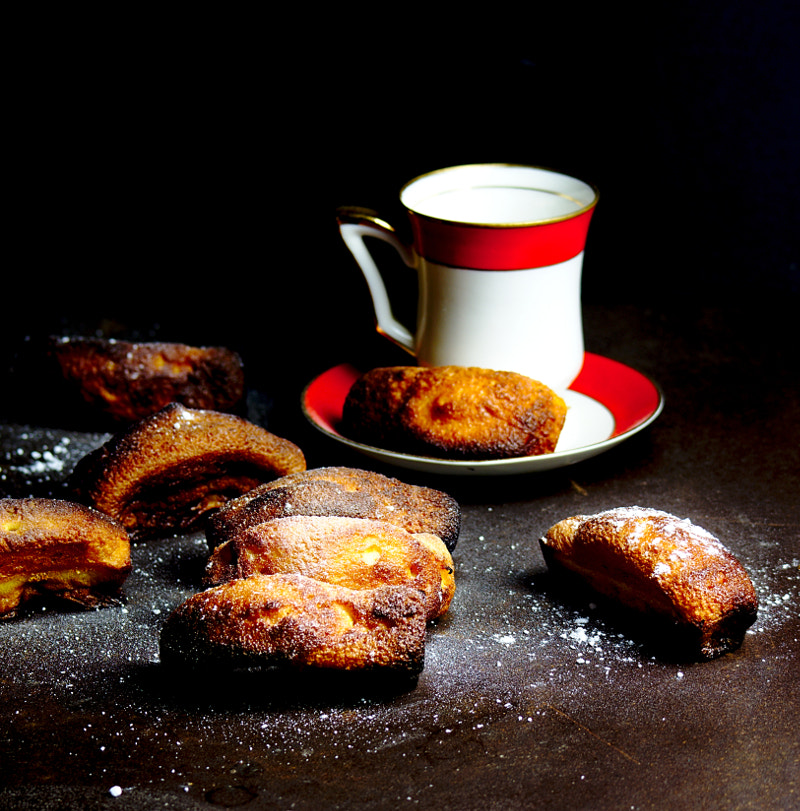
[204,515,455,620]
[159,572,427,677]
[540,507,758,659]
[0,497,131,617]
[341,366,567,460]
[205,466,461,552]
[47,336,246,423]
[69,403,306,540]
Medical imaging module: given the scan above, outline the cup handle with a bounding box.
[336,206,417,353]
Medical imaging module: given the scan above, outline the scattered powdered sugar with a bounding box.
[564,617,604,650]
[0,426,109,495]
[748,556,800,634]
[15,444,69,476]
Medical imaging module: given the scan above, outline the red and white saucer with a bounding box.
[301,353,664,476]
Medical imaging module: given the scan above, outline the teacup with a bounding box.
[336,163,598,392]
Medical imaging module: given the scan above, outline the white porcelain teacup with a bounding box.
[337,163,598,392]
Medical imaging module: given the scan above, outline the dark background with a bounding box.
[5,2,798,394]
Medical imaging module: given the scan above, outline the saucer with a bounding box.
[301,354,664,476]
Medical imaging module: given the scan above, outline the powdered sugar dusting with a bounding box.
[587,506,727,556]
[0,425,109,497]
[172,406,198,428]
[10,438,71,476]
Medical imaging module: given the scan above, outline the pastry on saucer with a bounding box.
[341,366,567,460]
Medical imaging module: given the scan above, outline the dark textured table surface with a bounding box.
[1,299,797,811]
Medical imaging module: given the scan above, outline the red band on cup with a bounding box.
[407,207,596,270]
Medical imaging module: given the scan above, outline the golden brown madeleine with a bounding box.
[48,336,246,422]
[204,515,455,620]
[341,366,567,460]
[159,572,427,676]
[540,507,758,659]
[0,497,131,617]
[69,403,306,540]
[205,466,461,552]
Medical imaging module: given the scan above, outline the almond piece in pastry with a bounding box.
[540,506,758,659]
[69,403,306,539]
[0,497,131,617]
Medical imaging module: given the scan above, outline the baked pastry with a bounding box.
[341,366,567,460]
[205,466,461,552]
[204,515,455,620]
[0,497,131,617]
[540,507,758,659]
[47,336,246,423]
[159,572,427,677]
[69,403,306,540]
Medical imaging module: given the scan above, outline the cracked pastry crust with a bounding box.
[159,572,427,676]
[540,506,758,659]
[341,366,567,460]
[69,403,306,540]
[47,336,246,423]
[204,515,455,620]
[0,497,131,617]
[205,466,461,552]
